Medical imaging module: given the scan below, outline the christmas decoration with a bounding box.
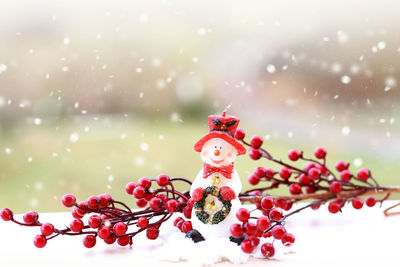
[1,111,399,261]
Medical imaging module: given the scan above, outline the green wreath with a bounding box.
[193,186,232,225]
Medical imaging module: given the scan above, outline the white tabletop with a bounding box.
[1,202,399,266]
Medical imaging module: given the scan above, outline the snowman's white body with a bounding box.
[190,138,242,239]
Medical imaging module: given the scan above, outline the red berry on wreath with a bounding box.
[249,148,262,160]
[0,208,13,221]
[157,194,168,203]
[241,240,254,254]
[117,236,130,247]
[234,128,246,140]
[314,146,327,159]
[149,197,162,210]
[305,185,316,194]
[308,168,321,181]
[192,187,204,201]
[137,217,149,228]
[279,167,291,179]
[156,174,170,187]
[275,199,286,209]
[23,211,39,225]
[220,186,236,200]
[269,208,283,221]
[261,196,274,210]
[254,166,266,178]
[87,195,100,209]
[261,242,275,258]
[299,174,311,185]
[357,168,370,182]
[250,135,263,149]
[138,177,152,189]
[289,183,302,195]
[265,168,274,179]
[146,226,159,240]
[183,206,192,219]
[311,200,321,210]
[62,194,76,208]
[133,187,146,199]
[125,182,137,195]
[166,199,178,212]
[303,162,316,172]
[33,235,47,248]
[88,215,102,228]
[104,234,117,245]
[330,181,342,194]
[288,149,301,161]
[250,236,260,247]
[40,223,54,236]
[70,219,84,232]
[245,222,257,236]
[76,201,87,216]
[230,223,244,238]
[72,208,84,219]
[282,233,295,246]
[236,208,250,222]
[136,198,147,208]
[98,193,112,208]
[340,170,352,182]
[272,225,286,239]
[352,198,363,209]
[328,201,340,214]
[248,174,260,185]
[98,226,111,239]
[335,160,349,172]
[83,235,96,248]
[113,222,127,236]
[365,196,376,207]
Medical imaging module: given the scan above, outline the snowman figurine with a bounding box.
[187,111,246,243]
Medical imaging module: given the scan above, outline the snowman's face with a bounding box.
[201,138,237,167]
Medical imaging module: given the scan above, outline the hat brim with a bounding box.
[194,132,246,155]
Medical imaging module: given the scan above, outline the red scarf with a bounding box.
[203,163,234,179]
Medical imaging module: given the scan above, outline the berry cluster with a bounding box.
[1,175,193,248]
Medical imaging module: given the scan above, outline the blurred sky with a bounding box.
[0,0,399,210]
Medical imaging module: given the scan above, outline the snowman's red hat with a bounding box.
[194,112,246,155]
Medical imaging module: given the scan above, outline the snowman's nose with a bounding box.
[214,149,220,156]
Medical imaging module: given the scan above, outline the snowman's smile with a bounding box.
[211,158,224,164]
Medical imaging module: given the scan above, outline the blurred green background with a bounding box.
[0,0,399,212]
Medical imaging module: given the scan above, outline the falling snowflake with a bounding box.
[266,64,276,74]
[69,132,79,143]
[140,143,149,151]
[341,75,351,84]
[341,126,350,136]
[353,158,363,167]
[63,37,71,45]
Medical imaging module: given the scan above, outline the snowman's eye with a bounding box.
[219,147,222,149]
[215,146,217,148]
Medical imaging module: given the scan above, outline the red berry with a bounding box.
[241,240,254,254]
[98,226,111,239]
[157,194,168,203]
[308,168,321,181]
[265,168,275,179]
[330,181,342,194]
[236,208,250,222]
[0,208,13,221]
[230,223,244,238]
[117,236,130,247]
[181,221,193,233]
[76,201,87,216]
[289,183,302,195]
[288,149,301,161]
[138,177,151,189]
[165,199,178,212]
[314,147,327,159]
[72,208,84,219]
[62,194,76,208]
[87,195,100,209]
[136,198,147,208]
[33,235,47,248]
[263,231,272,238]
[317,164,328,174]
[23,211,39,225]
[125,182,137,195]
[261,243,275,258]
[279,167,291,179]
[357,168,370,182]
[299,174,311,185]
[303,162,316,172]
[234,128,246,140]
[173,217,184,227]
[328,202,340,213]
[187,198,195,209]
[156,174,170,187]
[145,192,155,201]
[257,216,270,231]
[261,196,274,210]
[269,208,283,221]
[40,223,54,236]
[305,186,316,194]
[138,217,149,228]
[183,206,192,219]
[98,193,112,208]
[245,222,257,236]
[104,234,117,245]
[70,219,84,232]
[254,167,266,178]
[192,187,204,201]
[335,160,349,172]
[88,215,102,229]
[113,222,127,236]
[83,235,96,248]
[271,225,286,239]
[248,174,260,185]
[365,197,376,207]
[146,226,159,240]
[133,187,146,199]
[283,200,293,211]
[340,170,352,182]
[249,148,262,160]
[352,198,363,209]
[311,200,321,210]
[250,135,263,149]
[250,236,260,247]
[149,197,161,210]
[282,233,295,246]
